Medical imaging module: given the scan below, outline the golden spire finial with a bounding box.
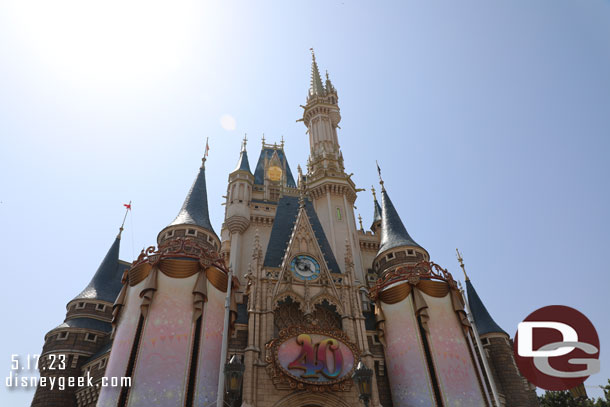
[261,133,265,147]
[376,161,385,190]
[242,134,248,151]
[358,214,364,231]
[280,135,285,148]
[371,185,377,201]
[456,248,469,281]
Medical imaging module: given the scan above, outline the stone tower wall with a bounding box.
[483,334,539,407]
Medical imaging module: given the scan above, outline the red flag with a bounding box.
[204,138,210,158]
[124,203,131,210]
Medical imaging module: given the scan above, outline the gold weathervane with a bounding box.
[456,248,469,281]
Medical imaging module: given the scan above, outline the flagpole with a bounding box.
[216,266,233,407]
[118,201,131,238]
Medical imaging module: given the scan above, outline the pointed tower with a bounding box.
[98,146,235,407]
[225,136,254,275]
[32,230,130,407]
[369,177,489,407]
[461,259,539,407]
[157,150,220,251]
[374,179,428,276]
[300,49,364,281]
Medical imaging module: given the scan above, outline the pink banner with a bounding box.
[381,289,436,406]
[423,292,486,406]
[126,273,197,406]
[194,281,225,405]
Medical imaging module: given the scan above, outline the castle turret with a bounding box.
[370,177,488,406]
[301,50,364,281]
[373,177,428,277]
[225,136,254,276]
[32,230,129,407]
[98,145,235,407]
[157,149,220,252]
[461,259,539,407]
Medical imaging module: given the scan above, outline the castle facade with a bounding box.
[32,52,538,407]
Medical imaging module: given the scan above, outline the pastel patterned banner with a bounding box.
[127,273,198,406]
[381,291,436,407]
[97,281,145,407]
[194,281,225,405]
[423,292,486,407]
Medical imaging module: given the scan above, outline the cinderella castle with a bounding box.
[32,52,539,407]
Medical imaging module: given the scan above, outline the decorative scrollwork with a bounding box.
[369,261,457,301]
[131,237,226,272]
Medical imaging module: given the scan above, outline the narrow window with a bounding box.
[336,207,342,220]
[76,302,86,309]
[187,229,196,236]
[417,316,444,406]
[85,333,97,343]
[57,331,69,340]
[96,304,106,312]
[185,316,203,407]
[118,315,145,407]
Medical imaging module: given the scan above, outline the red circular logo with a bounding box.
[513,305,600,391]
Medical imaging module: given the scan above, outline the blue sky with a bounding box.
[1,0,609,404]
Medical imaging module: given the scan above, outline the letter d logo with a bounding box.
[513,305,600,391]
[517,321,577,357]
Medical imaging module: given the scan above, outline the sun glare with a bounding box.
[220,114,237,131]
[11,0,199,87]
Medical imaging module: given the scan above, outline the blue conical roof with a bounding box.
[466,279,507,336]
[233,149,251,173]
[373,198,382,223]
[72,236,127,303]
[377,187,423,256]
[169,161,216,235]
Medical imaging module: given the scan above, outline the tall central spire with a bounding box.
[309,48,325,98]
[301,49,343,177]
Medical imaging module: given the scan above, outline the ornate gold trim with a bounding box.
[206,266,229,292]
[159,258,200,278]
[417,279,449,298]
[128,263,151,286]
[370,261,457,301]
[127,237,229,286]
[378,282,412,304]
